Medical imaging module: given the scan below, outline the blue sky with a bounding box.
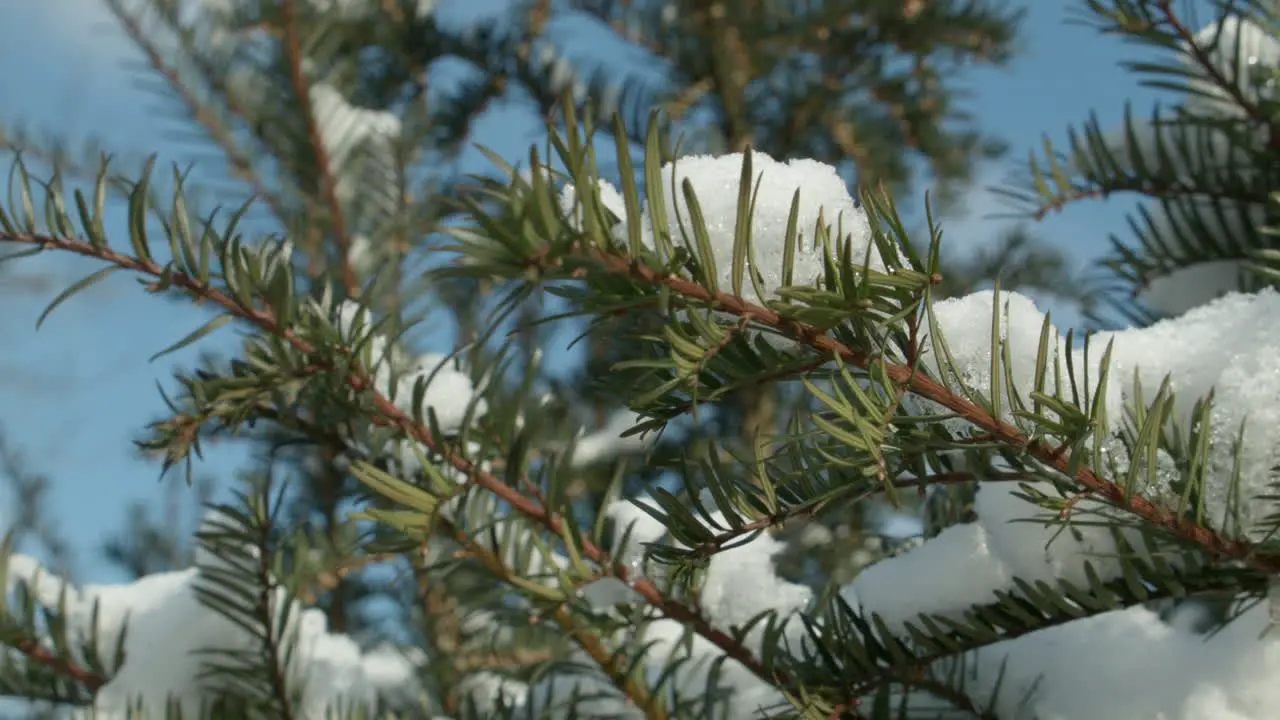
[0,0,1180,585]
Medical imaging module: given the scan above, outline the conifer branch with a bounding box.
[550,603,668,720]
[436,518,668,719]
[102,0,287,224]
[417,574,462,714]
[279,0,360,298]
[680,470,1025,559]
[0,229,787,698]
[7,222,1276,706]
[451,646,557,672]
[366,399,789,690]
[296,552,399,605]
[1156,0,1268,123]
[3,0,1274,713]
[1025,165,1267,221]
[11,637,105,693]
[252,514,296,720]
[521,243,1280,573]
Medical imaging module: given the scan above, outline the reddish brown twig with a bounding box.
[13,637,105,692]
[279,0,360,298]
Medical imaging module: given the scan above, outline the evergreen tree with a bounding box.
[1014,0,1277,324]
[0,0,1072,625]
[4,0,1276,719]
[1003,0,1280,629]
[500,0,1084,585]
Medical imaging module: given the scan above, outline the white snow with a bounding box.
[652,152,883,299]
[966,601,1280,720]
[590,498,812,709]
[604,495,668,573]
[698,527,811,654]
[3,531,417,718]
[329,299,488,477]
[393,352,488,437]
[332,298,393,397]
[921,288,1280,534]
[310,83,402,220]
[1137,259,1250,316]
[925,290,1058,429]
[578,576,639,609]
[636,618,788,717]
[558,178,629,244]
[559,151,882,310]
[455,670,528,714]
[568,409,659,468]
[1182,13,1280,117]
[387,353,488,479]
[840,521,1010,633]
[836,282,1280,715]
[346,233,376,277]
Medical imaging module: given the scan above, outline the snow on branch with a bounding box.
[3,4,1280,710]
